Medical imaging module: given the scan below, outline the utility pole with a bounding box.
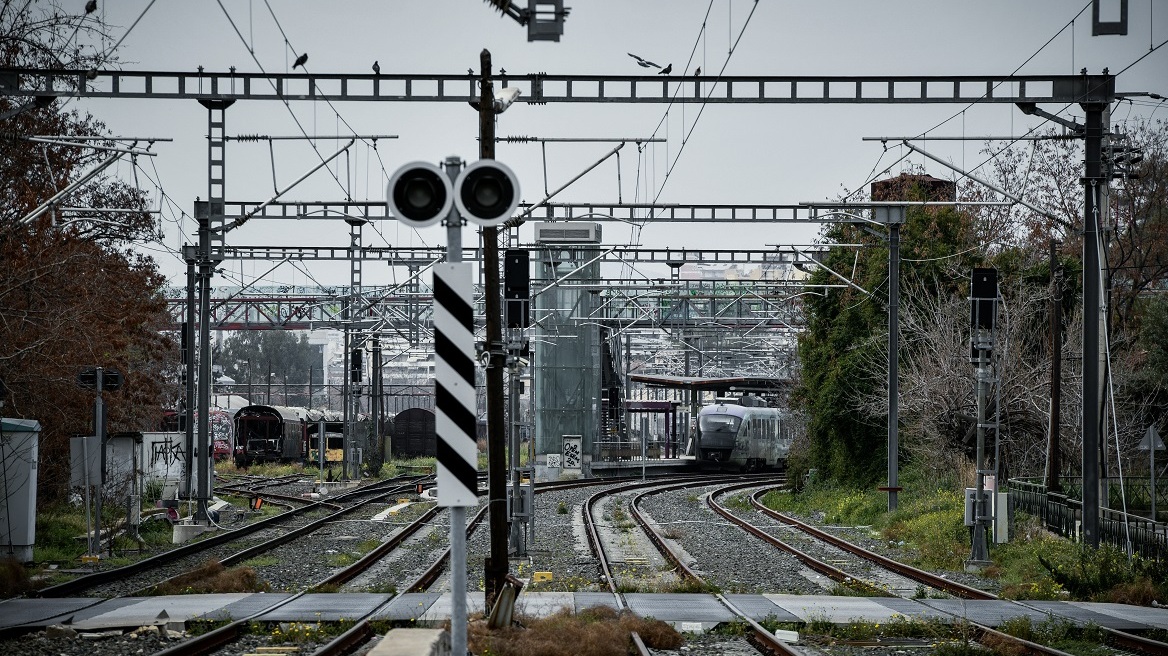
[1081,94,1108,548]
[968,268,997,569]
[878,205,905,512]
[479,48,510,613]
[1046,240,1063,493]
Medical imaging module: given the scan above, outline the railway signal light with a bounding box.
[387,159,520,228]
[453,160,520,227]
[387,161,453,228]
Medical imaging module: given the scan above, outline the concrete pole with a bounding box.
[887,219,901,511]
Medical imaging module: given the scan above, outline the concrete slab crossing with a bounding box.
[2,593,1166,634]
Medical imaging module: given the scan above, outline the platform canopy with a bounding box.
[628,374,790,393]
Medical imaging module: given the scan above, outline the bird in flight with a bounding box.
[292,52,308,69]
[627,52,661,69]
[372,60,380,75]
[658,63,672,75]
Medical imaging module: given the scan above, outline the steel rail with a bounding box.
[716,593,803,656]
[581,474,775,603]
[35,498,337,598]
[628,483,706,585]
[309,618,377,656]
[594,475,800,655]
[152,592,308,656]
[403,503,490,593]
[747,487,1168,656]
[313,503,443,589]
[133,481,423,596]
[582,484,624,607]
[747,486,992,599]
[706,483,885,595]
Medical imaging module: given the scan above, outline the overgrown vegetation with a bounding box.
[988,616,1109,655]
[1037,543,1167,604]
[32,503,91,564]
[761,473,1167,604]
[375,457,436,479]
[466,605,682,656]
[151,560,270,595]
[0,558,33,598]
[260,619,354,643]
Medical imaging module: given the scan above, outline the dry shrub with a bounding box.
[153,560,270,595]
[0,557,33,598]
[467,605,682,656]
[977,630,1032,656]
[1104,579,1162,606]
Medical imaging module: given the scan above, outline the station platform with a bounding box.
[2,593,1167,634]
[589,457,694,478]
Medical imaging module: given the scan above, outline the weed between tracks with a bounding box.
[255,618,355,643]
[466,605,682,656]
[151,560,270,595]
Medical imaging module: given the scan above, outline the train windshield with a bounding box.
[699,414,741,433]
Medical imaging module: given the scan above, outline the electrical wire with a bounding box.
[637,1,760,223]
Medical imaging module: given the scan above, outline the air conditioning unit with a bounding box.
[534,222,602,244]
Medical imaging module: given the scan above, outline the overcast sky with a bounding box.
[74,0,1168,287]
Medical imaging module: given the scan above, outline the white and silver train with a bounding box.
[693,397,790,471]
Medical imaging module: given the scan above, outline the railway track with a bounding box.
[581,474,798,655]
[7,472,1164,656]
[34,474,430,599]
[730,484,1168,656]
[621,479,1168,656]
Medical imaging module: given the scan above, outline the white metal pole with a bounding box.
[450,506,467,656]
[443,156,468,656]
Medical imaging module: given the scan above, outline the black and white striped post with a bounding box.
[389,142,519,653]
[434,262,478,507]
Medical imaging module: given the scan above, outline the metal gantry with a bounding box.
[5,66,1116,542]
[5,69,1112,105]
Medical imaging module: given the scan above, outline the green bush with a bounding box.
[1039,543,1168,602]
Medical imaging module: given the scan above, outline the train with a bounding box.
[692,397,790,471]
[233,405,344,467]
[161,408,235,461]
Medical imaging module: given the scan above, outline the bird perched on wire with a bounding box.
[372,60,380,75]
[658,63,672,75]
[693,66,701,76]
[292,52,308,69]
[85,0,97,13]
[627,52,661,69]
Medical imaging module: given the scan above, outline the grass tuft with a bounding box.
[467,605,682,656]
[152,559,270,595]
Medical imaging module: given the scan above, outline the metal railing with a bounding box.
[1008,478,1166,560]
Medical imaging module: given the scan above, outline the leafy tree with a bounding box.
[966,120,1168,479]
[794,180,982,486]
[0,1,173,501]
[214,331,324,407]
